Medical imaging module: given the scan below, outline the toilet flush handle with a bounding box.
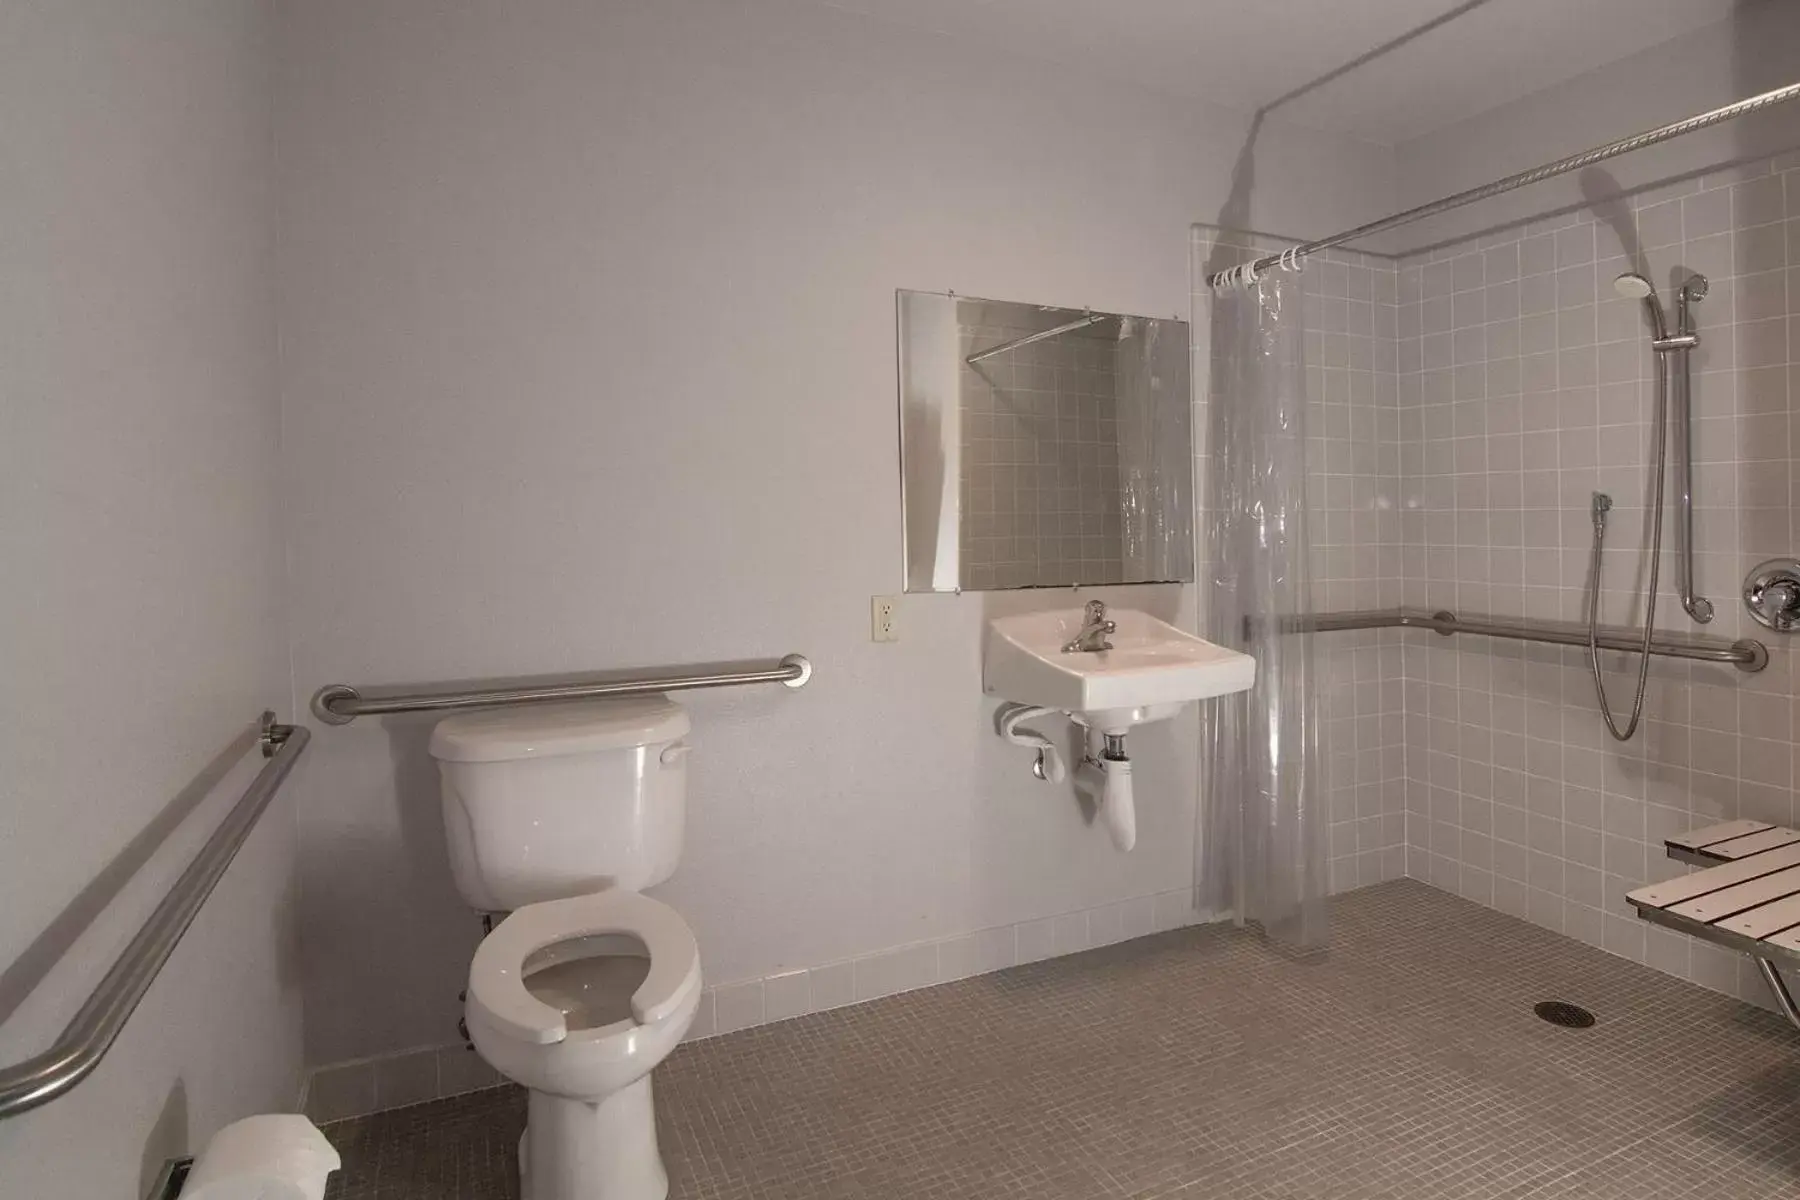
[659,741,692,767]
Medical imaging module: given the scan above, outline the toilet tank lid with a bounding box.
[428,695,690,762]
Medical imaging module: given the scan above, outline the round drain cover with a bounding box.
[1534,1000,1595,1028]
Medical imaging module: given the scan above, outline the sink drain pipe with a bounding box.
[1076,732,1135,852]
[996,705,1136,851]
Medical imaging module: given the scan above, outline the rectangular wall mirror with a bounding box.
[897,289,1193,592]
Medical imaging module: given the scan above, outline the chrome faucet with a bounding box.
[1062,600,1116,653]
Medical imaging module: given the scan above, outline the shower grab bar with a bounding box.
[1266,608,1768,673]
[0,714,309,1120]
[311,653,814,725]
[1208,78,1800,286]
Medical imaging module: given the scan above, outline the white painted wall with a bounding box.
[0,3,294,1195]
[1392,1,1800,251]
[276,0,1395,1067]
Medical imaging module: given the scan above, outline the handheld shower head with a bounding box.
[1614,272,1669,341]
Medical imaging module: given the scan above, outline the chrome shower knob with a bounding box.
[1744,559,1800,632]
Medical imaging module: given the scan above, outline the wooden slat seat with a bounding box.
[1630,823,1800,972]
[1667,819,1774,853]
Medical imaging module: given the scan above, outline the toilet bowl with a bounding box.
[467,889,702,1200]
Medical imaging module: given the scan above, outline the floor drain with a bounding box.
[1534,1000,1596,1028]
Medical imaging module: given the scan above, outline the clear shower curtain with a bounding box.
[1200,268,1328,951]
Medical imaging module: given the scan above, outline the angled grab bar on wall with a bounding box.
[1263,608,1768,673]
[0,714,310,1120]
[310,653,814,725]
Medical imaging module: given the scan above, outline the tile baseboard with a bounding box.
[301,1040,503,1125]
[303,885,1212,1123]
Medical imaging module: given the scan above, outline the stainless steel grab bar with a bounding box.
[1268,608,1768,673]
[311,653,814,725]
[0,714,310,1120]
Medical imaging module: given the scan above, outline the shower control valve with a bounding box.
[1744,559,1800,632]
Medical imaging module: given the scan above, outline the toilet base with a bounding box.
[520,1077,668,1200]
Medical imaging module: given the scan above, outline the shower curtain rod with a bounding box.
[1209,78,1800,287]
[965,312,1105,364]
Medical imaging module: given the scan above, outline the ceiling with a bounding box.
[819,0,1741,144]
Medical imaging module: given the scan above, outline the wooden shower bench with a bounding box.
[1627,819,1800,1030]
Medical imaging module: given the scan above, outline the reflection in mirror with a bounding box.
[897,290,1193,592]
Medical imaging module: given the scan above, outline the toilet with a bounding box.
[429,695,703,1200]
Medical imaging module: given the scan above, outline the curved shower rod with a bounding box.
[1209,78,1800,287]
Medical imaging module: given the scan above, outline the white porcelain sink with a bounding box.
[984,608,1256,732]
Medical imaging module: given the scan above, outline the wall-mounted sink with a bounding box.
[984,607,1255,733]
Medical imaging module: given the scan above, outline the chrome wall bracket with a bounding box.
[257,709,296,757]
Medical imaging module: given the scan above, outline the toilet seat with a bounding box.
[470,891,700,1046]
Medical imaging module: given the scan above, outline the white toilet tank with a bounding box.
[428,695,691,912]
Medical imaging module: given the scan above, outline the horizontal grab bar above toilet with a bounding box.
[310,654,814,725]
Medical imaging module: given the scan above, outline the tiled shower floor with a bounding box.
[321,880,1800,1199]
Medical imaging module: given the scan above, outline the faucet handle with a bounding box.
[1084,599,1107,622]
[1744,559,1800,632]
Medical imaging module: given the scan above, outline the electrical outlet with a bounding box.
[871,595,898,643]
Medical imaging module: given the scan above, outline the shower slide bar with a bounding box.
[0,714,310,1120]
[1277,608,1768,673]
[1208,78,1800,287]
[311,653,814,725]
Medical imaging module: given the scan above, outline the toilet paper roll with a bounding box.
[180,1114,341,1200]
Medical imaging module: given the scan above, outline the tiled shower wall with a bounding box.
[1192,229,1409,898]
[1200,175,1798,1008]
[1395,158,1800,1007]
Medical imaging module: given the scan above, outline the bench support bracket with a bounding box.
[1755,957,1800,1033]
